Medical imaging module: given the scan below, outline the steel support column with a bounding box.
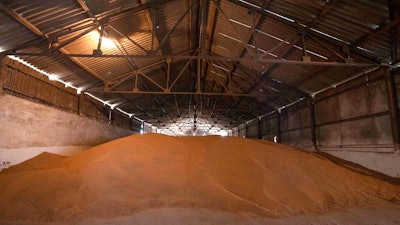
[389,0,400,150]
[258,117,262,139]
[108,109,114,125]
[385,69,400,150]
[277,110,282,143]
[309,97,317,150]
[390,0,400,64]
[244,122,248,138]
[129,117,134,131]
[77,94,84,115]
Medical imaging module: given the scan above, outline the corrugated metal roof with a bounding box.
[313,0,389,44]
[0,0,395,134]
[359,31,392,62]
[84,0,141,16]
[269,0,324,25]
[0,11,37,52]
[8,0,88,34]
[153,1,192,55]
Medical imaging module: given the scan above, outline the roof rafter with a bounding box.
[227,0,383,64]
[8,52,385,67]
[294,16,399,87]
[225,0,347,111]
[1,0,108,85]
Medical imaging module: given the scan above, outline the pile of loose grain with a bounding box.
[0,134,399,224]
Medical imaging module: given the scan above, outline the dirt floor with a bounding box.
[0,134,399,225]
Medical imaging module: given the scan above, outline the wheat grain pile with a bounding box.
[0,134,399,225]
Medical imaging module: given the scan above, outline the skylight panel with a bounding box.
[218,32,242,43]
[229,19,252,29]
[247,44,278,58]
[265,10,295,23]
[262,84,280,92]
[310,28,350,45]
[356,46,376,55]
[237,0,261,9]
[210,70,227,78]
[292,45,328,60]
[212,63,230,72]
[256,29,291,44]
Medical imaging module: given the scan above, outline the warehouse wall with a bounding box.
[0,57,135,170]
[246,119,259,139]
[280,100,314,149]
[237,123,246,138]
[0,57,138,130]
[0,94,134,170]
[314,69,393,151]
[231,127,239,137]
[0,94,133,148]
[260,112,279,142]
[244,68,400,177]
[314,69,399,177]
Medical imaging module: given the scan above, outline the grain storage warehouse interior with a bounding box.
[0,0,400,224]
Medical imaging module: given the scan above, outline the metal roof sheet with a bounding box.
[1,0,395,134]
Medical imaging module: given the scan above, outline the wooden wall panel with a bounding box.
[1,57,131,130]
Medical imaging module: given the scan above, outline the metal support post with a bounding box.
[389,0,400,150]
[277,110,282,143]
[108,109,114,125]
[77,93,84,115]
[389,0,400,64]
[385,69,400,150]
[129,117,133,131]
[309,97,317,150]
[244,123,248,138]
